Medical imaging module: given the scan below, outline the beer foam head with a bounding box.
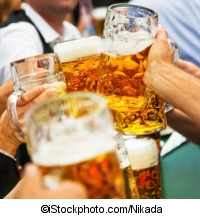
[54,36,101,62]
[30,115,116,166]
[102,30,154,55]
[92,7,107,20]
[125,137,158,170]
[31,131,116,167]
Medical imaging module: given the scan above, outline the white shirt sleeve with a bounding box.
[0,22,43,85]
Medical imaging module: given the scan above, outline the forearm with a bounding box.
[0,111,19,156]
[166,108,200,146]
[145,62,200,124]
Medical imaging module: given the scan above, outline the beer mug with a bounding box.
[114,131,140,199]
[24,92,126,199]
[97,3,179,135]
[92,7,107,36]
[7,53,66,142]
[54,36,101,93]
[125,136,162,199]
[112,90,167,135]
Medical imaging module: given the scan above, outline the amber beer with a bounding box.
[97,31,154,113]
[125,137,162,199]
[34,150,125,199]
[54,36,101,93]
[112,90,167,135]
[31,133,125,199]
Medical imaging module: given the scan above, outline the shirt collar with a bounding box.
[21,3,64,44]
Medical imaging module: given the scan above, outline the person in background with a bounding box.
[71,0,128,35]
[0,0,81,86]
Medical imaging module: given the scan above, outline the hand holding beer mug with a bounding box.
[125,136,162,199]
[7,53,66,142]
[24,92,126,199]
[54,36,101,93]
[97,4,179,135]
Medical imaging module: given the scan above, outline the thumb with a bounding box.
[156,27,168,41]
[4,163,42,199]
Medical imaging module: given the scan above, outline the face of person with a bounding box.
[26,0,79,14]
[48,0,79,12]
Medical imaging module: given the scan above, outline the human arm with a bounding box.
[0,86,56,157]
[166,108,200,146]
[178,59,200,79]
[0,86,57,194]
[143,28,200,124]
[4,163,87,199]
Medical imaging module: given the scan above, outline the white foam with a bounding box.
[102,30,154,55]
[54,36,102,62]
[92,7,107,20]
[125,137,158,170]
[32,136,116,166]
[31,116,116,166]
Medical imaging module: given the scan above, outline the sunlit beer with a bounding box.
[92,7,107,36]
[112,90,167,135]
[25,93,126,199]
[97,4,159,114]
[125,136,162,199]
[96,4,168,134]
[54,36,101,93]
[98,43,150,112]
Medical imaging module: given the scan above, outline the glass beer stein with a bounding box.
[54,36,101,93]
[7,53,66,142]
[97,3,179,135]
[112,90,167,135]
[125,136,162,199]
[24,92,126,199]
[114,131,140,199]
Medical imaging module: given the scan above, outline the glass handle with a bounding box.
[164,38,180,113]
[168,38,180,65]
[7,92,26,142]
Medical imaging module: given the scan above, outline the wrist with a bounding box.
[0,134,18,157]
[0,110,21,156]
